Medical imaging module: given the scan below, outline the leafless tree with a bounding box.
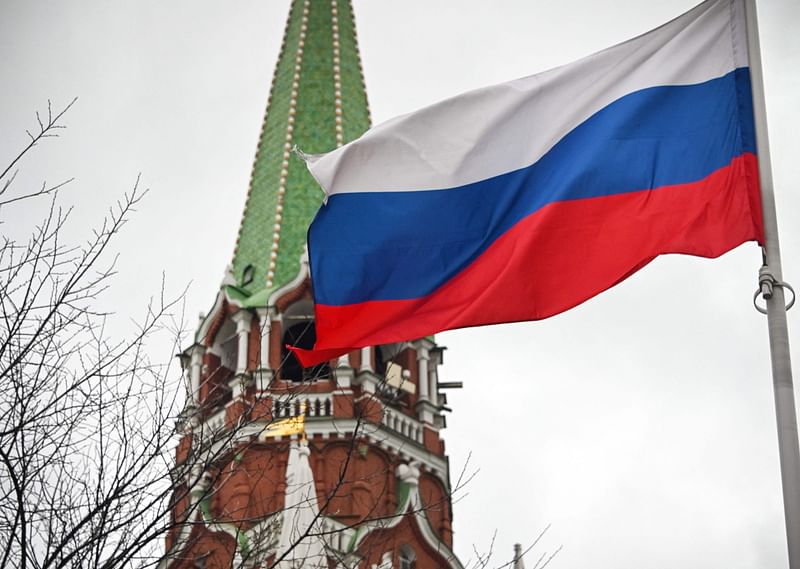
[0,101,554,569]
[0,102,421,569]
[0,99,199,569]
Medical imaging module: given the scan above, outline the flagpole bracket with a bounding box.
[753,266,795,315]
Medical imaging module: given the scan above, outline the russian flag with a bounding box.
[294,0,764,366]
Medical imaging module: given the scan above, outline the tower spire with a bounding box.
[166,4,464,567]
[513,543,526,569]
[231,0,371,303]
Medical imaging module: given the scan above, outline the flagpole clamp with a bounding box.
[753,266,795,315]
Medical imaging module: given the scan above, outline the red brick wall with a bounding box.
[171,526,236,569]
[357,514,455,568]
[419,472,453,547]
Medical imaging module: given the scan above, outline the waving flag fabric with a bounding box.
[293,0,763,366]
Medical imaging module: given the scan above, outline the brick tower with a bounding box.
[163,2,464,568]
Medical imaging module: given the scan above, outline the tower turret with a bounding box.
[164,2,465,568]
[513,544,527,569]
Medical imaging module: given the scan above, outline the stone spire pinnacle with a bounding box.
[230,0,371,305]
[276,441,326,568]
[513,543,526,569]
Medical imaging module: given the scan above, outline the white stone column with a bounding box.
[428,361,439,407]
[415,341,437,424]
[180,354,191,400]
[334,349,356,398]
[417,346,430,402]
[336,348,355,389]
[416,345,435,423]
[231,310,253,375]
[189,344,205,406]
[255,308,273,392]
[256,308,271,369]
[360,346,373,373]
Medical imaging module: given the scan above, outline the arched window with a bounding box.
[201,317,238,408]
[280,300,331,382]
[375,342,403,377]
[210,317,238,372]
[399,545,416,569]
[374,345,387,377]
[240,264,255,286]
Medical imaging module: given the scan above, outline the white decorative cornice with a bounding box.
[267,247,310,308]
[193,415,449,482]
[396,461,421,486]
[231,308,253,329]
[413,337,436,354]
[221,264,237,286]
[194,290,226,345]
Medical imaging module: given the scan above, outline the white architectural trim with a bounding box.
[231,310,253,375]
[255,307,272,372]
[359,346,373,372]
[188,344,206,407]
[267,247,310,308]
[381,408,424,445]
[347,461,464,569]
[195,289,226,344]
[194,415,449,482]
[408,485,464,569]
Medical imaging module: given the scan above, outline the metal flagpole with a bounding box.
[744,1,800,566]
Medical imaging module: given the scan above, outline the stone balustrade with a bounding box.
[382,408,424,444]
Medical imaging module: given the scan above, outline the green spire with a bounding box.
[230,0,371,304]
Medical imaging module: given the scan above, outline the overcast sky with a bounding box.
[2,1,799,567]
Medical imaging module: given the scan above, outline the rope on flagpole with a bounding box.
[754,266,796,314]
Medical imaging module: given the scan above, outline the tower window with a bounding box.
[375,342,403,378]
[375,345,387,377]
[399,545,416,569]
[280,300,331,382]
[210,318,238,372]
[241,264,255,286]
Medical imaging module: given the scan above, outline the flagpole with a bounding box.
[744,1,800,566]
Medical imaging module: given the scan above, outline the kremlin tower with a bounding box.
[163,1,465,567]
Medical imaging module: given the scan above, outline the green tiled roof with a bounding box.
[230,0,371,304]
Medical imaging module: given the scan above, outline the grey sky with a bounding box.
[1,1,798,567]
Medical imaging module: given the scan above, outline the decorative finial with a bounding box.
[396,461,421,487]
[221,264,236,286]
[513,543,526,569]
